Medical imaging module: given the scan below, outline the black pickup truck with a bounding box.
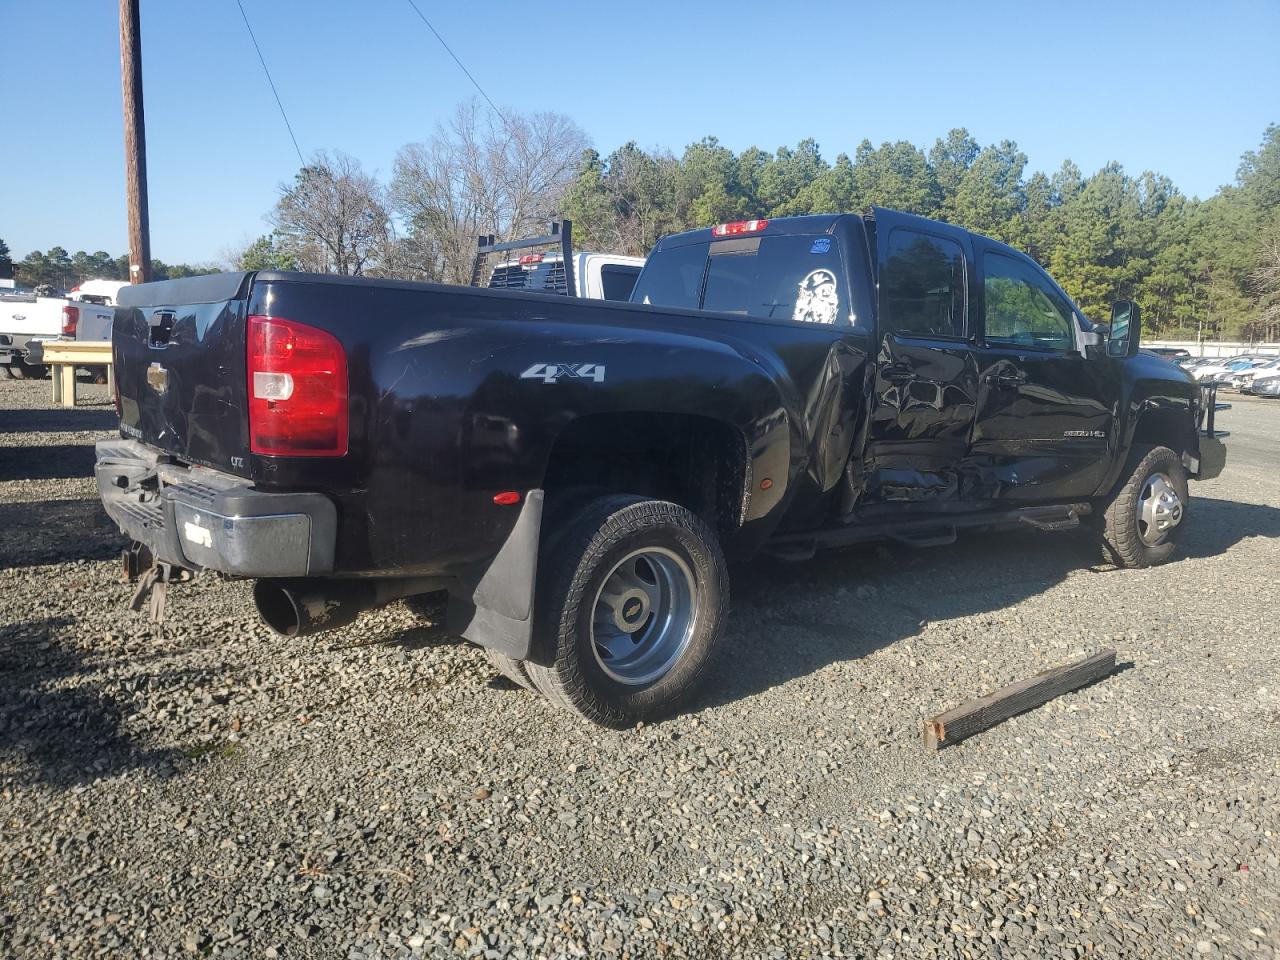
[96,208,1225,727]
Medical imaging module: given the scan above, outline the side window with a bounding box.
[599,265,640,302]
[881,229,967,339]
[983,253,1075,351]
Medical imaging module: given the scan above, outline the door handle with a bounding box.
[983,372,1026,388]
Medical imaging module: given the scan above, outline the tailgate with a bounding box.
[1,296,59,338]
[115,273,254,476]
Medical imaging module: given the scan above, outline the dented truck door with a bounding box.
[862,209,979,505]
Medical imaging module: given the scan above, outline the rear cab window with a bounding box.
[631,232,850,326]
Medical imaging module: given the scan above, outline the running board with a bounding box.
[765,503,1091,558]
[888,526,957,547]
[1017,511,1082,532]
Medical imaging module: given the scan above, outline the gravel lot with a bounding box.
[1,377,1277,960]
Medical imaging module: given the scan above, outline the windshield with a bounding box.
[631,233,848,325]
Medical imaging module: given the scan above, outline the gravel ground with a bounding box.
[1,377,1278,960]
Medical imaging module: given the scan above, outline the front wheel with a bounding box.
[1097,445,1188,568]
[525,495,728,728]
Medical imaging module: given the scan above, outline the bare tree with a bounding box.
[390,101,589,284]
[1248,238,1280,340]
[270,151,389,276]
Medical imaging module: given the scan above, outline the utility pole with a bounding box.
[119,0,151,284]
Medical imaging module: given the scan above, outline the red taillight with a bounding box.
[247,315,348,457]
[518,254,544,265]
[711,219,768,237]
[61,305,79,336]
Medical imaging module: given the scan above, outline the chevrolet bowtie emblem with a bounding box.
[146,362,168,395]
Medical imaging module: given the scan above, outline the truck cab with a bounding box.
[631,210,1210,522]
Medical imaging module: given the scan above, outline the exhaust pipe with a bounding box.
[253,577,446,637]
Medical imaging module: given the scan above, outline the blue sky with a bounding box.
[2,1,1277,264]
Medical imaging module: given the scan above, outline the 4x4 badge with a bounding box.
[520,363,606,384]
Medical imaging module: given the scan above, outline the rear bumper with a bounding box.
[95,438,336,577]
[0,333,38,363]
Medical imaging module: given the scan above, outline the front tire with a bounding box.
[1098,445,1188,568]
[525,495,728,728]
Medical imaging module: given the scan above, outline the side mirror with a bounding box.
[1108,300,1140,358]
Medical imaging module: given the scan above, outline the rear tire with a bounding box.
[1098,445,1188,568]
[525,495,728,728]
[10,363,46,380]
[484,648,536,691]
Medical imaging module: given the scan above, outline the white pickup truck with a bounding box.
[472,221,644,302]
[485,251,645,300]
[0,280,125,378]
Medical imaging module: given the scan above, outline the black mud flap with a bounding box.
[447,491,543,660]
[1195,436,1227,481]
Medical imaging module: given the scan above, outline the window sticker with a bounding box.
[809,237,832,254]
[793,269,839,324]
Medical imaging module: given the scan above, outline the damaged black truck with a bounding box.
[96,209,1226,727]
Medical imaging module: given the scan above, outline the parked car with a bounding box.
[95,209,1225,727]
[1149,347,1192,361]
[1219,356,1280,390]
[0,286,118,378]
[1243,369,1280,397]
[1189,355,1270,382]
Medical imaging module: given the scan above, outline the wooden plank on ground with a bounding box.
[923,648,1117,752]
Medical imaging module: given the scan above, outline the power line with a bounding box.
[235,0,305,166]
[403,0,508,126]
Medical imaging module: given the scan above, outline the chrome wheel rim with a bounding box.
[1137,471,1183,545]
[590,547,697,686]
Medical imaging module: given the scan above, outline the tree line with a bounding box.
[562,125,1279,340]
[0,241,215,291]
[6,104,1277,340]
[249,109,1279,340]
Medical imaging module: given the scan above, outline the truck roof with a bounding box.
[651,209,1037,270]
[653,214,849,251]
